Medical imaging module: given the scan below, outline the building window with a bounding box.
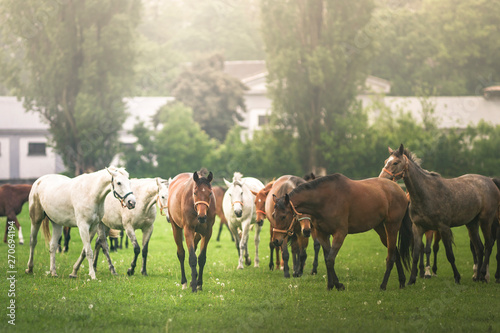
[258,115,270,127]
[28,142,46,156]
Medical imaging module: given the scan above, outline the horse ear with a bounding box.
[106,167,118,177]
[250,189,259,196]
[207,171,213,183]
[388,146,394,154]
[156,177,162,188]
[193,171,200,183]
[398,144,404,155]
[272,194,278,203]
[284,193,290,205]
[223,178,232,188]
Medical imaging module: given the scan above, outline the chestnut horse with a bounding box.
[380,144,500,284]
[168,171,216,292]
[213,186,233,242]
[273,174,412,291]
[0,184,31,245]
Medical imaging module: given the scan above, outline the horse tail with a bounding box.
[42,216,51,245]
[398,205,413,271]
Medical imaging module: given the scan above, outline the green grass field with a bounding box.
[1,204,499,332]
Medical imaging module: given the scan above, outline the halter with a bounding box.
[272,200,302,237]
[194,201,210,209]
[111,177,133,208]
[382,155,409,181]
[156,194,168,216]
[232,200,244,207]
[256,209,266,216]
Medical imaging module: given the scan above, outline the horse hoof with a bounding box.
[237,265,244,270]
[496,279,500,284]
[254,263,259,268]
[19,241,24,245]
[245,259,251,266]
[51,273,58,278]
[269,264,274,271]
[197,285,203,291]
[182,283,188,290]
[25,269,32,274]
[141,271,148,276]
[399,283,406,289]
[424,274,432,279]
[380,285,387,291]
[311,270,317,275]
[127,269,134,276]
[69,274,77,279]
[336,283,345,291]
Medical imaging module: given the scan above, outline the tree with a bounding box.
[171,54,248,142]
[261,0,375,174]
[0,0,140,175]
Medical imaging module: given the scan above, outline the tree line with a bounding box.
[0,0,498,179]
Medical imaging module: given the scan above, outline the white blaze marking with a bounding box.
[384,156,395,168]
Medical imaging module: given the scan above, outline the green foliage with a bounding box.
[171,54,248,142]
[371,0,500,96]
[0,0,140,175]
[262,0,376,174]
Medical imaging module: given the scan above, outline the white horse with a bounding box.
[223,172,264,269]
[92,178,170,276]
[25,167,136,280]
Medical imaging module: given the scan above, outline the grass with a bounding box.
[1,203,499,333]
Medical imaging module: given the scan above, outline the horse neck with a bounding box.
[89,170,113,204]
[136,180,158,211]
[288,187,317,214]
[403,159,438,202]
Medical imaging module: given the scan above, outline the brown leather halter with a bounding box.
[273,200,303,237]
[156,194,168,216]
[382,155,409,181]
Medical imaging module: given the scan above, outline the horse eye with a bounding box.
[161,196,165,199]
[393,161,399,166]
[117,181,122,186]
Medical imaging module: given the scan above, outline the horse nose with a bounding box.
[302,228,311,237]
[257,219,264,227]
[198,215,207,224]
[235,209,242,218]
[127,198,136,209]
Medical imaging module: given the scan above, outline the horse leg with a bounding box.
[418,237,425,279]
[241,223,251,267]
[440,226,461,284]
[311,234,320,275]
[79,223,98,279]
[125,225,140,276]
[254,223,261,267]
[424,231,433,278]
[466,222,484,281]
[298,235,308,277]
[70,226,97,278]
[63,227,71,253]
[290,238,299,277]
[140,224,154,276]
[196,230,212,291]
[184,229,199,293]
[495,222,500,283]
[172,223,187,289]
[432,230,441,275]
[323,230,346,291]
[93,223,117,275]
[49,222,63,277]
[281,239,291,278]
[408,224,425,285]
[25,206,45,274]
[216,221,223,242]
[479,218,495,282]
[379,223,400,291]
[227,223,234,241]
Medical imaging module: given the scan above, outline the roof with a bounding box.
[224,60,267,81]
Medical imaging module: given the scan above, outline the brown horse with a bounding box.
[167,171,216,292]
[380,144,500,284]
[0,184,31,244]
[213,186,233,242]
[273,174,412,290]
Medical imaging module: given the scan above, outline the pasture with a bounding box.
[1,203,499,332]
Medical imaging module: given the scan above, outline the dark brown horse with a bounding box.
[167,171,216,292]
[213,186,233,242]
[0,184,31,244]
[273,174,412,290]
[380,144,500,284]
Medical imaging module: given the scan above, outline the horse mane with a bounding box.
[233,172,243,186]
[398,148,441,177]
[290,173,344,196]
[108,166,130,178]
[276,176,306,198]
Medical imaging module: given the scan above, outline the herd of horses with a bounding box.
[1,144,500,292]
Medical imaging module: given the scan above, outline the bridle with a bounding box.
[273,200,311,237]
[156,194,168,216]
[232,200,244,207]
[112,176,133,208]
[382,155,409,181]
[256,209,266,217]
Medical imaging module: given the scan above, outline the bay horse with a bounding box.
[168,171,216,292]
[379,144,500,284]
[93,178,169,276]
[213,186,234,242]
[272,174,412,290]
[223,172,264,269]
[419,230,441,278]
[0,184,31,245]
[26,167,136,279]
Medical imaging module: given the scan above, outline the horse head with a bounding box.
[271,193,296,247]
[156,177,170,216]
[225,177,245,218]
[379,144,409,181]
[251,186,271,227]
[106,166,136,209]
[193,171,213,224]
